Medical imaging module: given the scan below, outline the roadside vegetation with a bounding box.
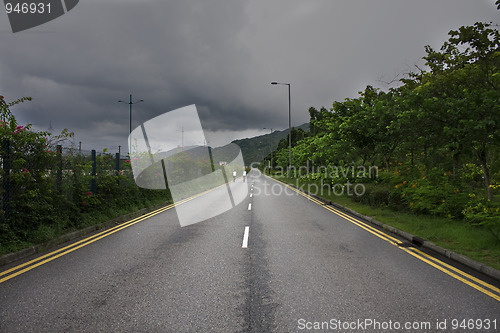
[264,19,500,269]
[0,96,171,256]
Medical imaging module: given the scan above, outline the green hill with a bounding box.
[232,123,309,166]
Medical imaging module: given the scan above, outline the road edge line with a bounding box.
[0,200,172,267]
[268,175,500,283]
[0,178,239,268]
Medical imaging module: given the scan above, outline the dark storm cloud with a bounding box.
[0,0,498,150]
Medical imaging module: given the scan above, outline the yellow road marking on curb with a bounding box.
[401,247,500,302]
[269,176,500,302]
[0,182,231,284]
[0,204,174,279]
[0,208,171,283]
[408,247,500,295]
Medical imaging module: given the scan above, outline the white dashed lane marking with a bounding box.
[242,226,250,248]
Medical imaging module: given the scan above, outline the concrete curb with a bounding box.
[0,201,171,267]
[275,177,500,283]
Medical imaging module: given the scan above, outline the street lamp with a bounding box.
[271,82,291,177]
[118,94,143,152]
[263,127,273,174]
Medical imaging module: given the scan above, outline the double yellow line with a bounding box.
[272,177,500,302]
[0,184,226,284]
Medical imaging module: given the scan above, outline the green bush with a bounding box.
[463,195,500,242]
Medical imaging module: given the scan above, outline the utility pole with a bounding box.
[118,94,144,152]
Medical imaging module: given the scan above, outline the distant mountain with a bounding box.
[66,123,309,166]
[232,123,309,165]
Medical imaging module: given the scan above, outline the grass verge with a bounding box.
[273,175,500,271]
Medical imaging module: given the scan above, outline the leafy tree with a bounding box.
[308,106,330,136]
[327,86,404,168]
[422,22,500,199]
[276,127,307,151]
[269,9,500,224]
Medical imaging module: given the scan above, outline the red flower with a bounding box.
[86,192,92,196]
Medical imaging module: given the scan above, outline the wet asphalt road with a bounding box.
[1,170,499,332]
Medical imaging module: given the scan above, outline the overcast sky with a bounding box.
[0,0,499,152]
